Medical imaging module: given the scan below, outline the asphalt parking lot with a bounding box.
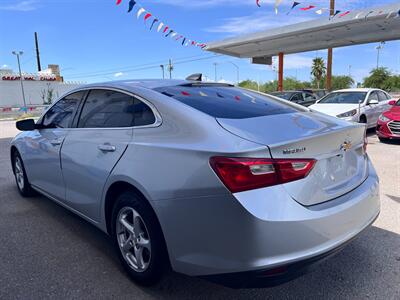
[0,120,399,299]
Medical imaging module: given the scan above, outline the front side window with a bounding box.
[78,89,156,128]
[155,85,299,119]
[291,93,303,102]
[368,92,379,103]
[319,92,367,104]
[42,92,83,128]
[303,92,315,101]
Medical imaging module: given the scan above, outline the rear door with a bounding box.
[377,90,391,115]
[365,91,380,126]
[60,89,157,221]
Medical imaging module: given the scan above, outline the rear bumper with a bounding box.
[202,211,379,288]
[152,159,380,279]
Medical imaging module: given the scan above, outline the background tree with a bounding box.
[363,68,392,90]
[311,57,326,89]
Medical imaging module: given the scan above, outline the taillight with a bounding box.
[209,157,316,193]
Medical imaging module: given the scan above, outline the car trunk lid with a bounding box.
[217,112,368,206]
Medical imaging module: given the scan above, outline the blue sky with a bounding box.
[0,0,399,84]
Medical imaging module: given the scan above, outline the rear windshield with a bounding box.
[154,85,299,119]
[319,92,367,104]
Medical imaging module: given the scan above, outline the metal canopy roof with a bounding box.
[206,3,400,61]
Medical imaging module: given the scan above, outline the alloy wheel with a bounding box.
[14,157,25,191]
[116,207,152,273]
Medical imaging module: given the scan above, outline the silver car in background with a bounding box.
[11,80,380,288]
[310,88,394,128]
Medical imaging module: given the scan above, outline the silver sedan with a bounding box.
[10,79,380,288]
[310,88,393,128]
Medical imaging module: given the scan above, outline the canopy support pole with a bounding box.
[278,52,284,91]
[326,0,335,91]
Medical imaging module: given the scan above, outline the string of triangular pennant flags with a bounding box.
[116,0,207,49]
[258,0,400,19]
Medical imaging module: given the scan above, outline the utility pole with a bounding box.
[167,59,173,79]
[12,51,27,112]
[34,32,42,72]
[213,62,218,82]
[160,65,165,79]
[326,0,335,91]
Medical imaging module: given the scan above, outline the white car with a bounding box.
[310,88,394,128]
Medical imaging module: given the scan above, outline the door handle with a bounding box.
[98,144,116,152]
[50,139,63,146]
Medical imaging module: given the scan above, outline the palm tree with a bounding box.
[311,57,326,89]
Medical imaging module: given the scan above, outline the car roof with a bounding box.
[81,79,190,90]
[333,88,378,93]
[271,91,303,93]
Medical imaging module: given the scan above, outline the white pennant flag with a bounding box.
[137,8,146,19]
[170,32,177,38]
[274,0,283,15]
[354,12,363,19]
[157,22,164,32]
[315,8,327,15]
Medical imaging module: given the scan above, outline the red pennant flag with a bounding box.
[339,11,350,17]
[300,5,316,11]
[116,0,122,5]
[163,26,169,33]
[144,13,152,22]
[256,0,261,7]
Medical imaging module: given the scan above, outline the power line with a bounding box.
[66,54,223,79]
[64,53,220,78]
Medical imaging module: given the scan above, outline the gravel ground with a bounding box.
[0,120,399,299]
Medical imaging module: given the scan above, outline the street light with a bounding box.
[376,42,385,69]
[12,51,27,112]
[213,62,218,82]
[160,65,165,79]
[228,61,240,85]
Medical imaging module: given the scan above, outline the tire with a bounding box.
[378,137,388,143]
[12,151,36,197]
[111,190,169,286]
[359,115,367,124]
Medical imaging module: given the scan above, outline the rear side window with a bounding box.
[154,85,298,119]
[377,91,389,102]
[77,89,155,128]
[42,92,83,128]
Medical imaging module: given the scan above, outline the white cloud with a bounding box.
[0,0,39,11]
[277,54,313,70]
[1,64,8,68]
[206,12,311,35]
[114,72,124,77]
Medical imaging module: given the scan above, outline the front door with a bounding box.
[25,92,83,200]
[60,89,136,221]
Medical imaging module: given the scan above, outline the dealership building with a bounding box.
[0,65,82,109]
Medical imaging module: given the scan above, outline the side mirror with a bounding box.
[389,100,397,106]
[368,99,379,105]
[16,119,36,131]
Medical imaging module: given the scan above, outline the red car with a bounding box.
[376,99,400,141]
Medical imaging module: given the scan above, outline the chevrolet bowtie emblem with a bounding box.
[340,141,352,152]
